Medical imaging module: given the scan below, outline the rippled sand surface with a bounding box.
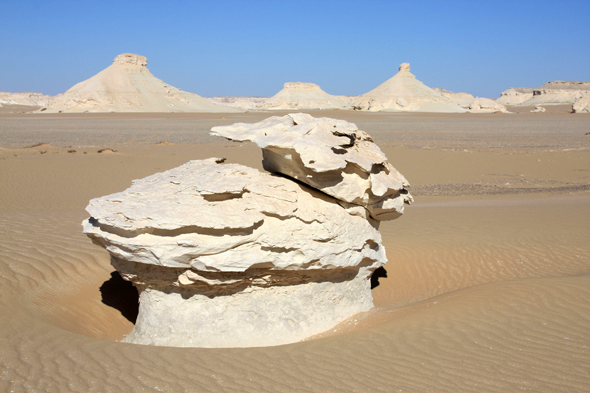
[1,112,589,392]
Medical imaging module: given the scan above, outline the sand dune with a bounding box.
[0,112,589,392]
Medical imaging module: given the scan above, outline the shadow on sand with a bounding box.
[100,271,139,324]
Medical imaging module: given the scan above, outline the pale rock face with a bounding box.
[256,82,353,110]
[469,97,510,113]
[207,96,268,110]
[211,113,413,220]
[496,88,534,106]
[572,95,590,113]
[432,88,475,109]
[0,91,53,107]
[497,82,590,106]
[41,53,241,113]
[352,63,466,113]
[83,158,387,347]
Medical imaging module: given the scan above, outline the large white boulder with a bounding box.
[83,158,387,347]
[352,63,466,113]
[211,113,413,220]
[41,54,241,113]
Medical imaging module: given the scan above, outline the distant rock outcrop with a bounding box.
[469,97,509,113]
[432,88,475,109]
[41,54,240,113]
[497,81,590,107]
[352,63,466,113]
[256,82,352,110]
[0,92,52,107]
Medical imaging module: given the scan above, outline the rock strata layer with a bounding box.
[212,113,413,220]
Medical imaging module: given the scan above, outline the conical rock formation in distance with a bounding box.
[352,63,466,113]
[41,54,241,113]
[257,82,352,110]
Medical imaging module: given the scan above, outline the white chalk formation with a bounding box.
[257,82,353,110]
[83,115,412,348]
[212,113,413,220]
[352,63,466,113]
[572,95,590,113]
[469,97,510,113]
[432,88,475,109]
[41,54,241,113]
[497,81,590,107]
[0,91,52,107]
[531,106,546,113]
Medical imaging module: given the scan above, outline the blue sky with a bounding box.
[1,0,589,98]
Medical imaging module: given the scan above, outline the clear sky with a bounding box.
[1,0,589,98]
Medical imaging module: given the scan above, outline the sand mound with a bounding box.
[497,81,590,106]
[352,63,466,113]
[41,54,241,113]
[257,82,352,110]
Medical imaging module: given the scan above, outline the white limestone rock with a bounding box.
[211,113,413,220]
[496,88,534,106]
[257,82,353,110]
[432,88,475,109]
[83,158,387,347]
[352,63,466,113]
[497,81,590,106]
[572,95,590,113]
[0,91,53,107]
[469,97,510,113]
[41,54,241,113]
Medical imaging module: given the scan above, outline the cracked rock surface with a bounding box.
[211,113,413,220]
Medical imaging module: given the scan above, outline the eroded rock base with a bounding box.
[118,259,378,348]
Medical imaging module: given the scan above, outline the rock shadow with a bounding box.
[100,271,139,324]
[370,266,387,289]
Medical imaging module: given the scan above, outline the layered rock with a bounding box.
[83,115,412,348]
[496,88,534,106]
[469,97,510,113]
[0,91,53,107]
[497,81,590,106]
[41,54,241,113]
[212,113,413,220]
[432,88,475,109]
[352,63,466,113]
[572,95,590,113]
[257,82,352,110]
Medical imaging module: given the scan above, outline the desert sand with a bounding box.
[0,109,589,392]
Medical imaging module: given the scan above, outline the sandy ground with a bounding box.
[0,110,589,392]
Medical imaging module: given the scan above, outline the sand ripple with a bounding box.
[1,196,589,392]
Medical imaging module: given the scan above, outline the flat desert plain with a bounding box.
[0,109,589,392]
